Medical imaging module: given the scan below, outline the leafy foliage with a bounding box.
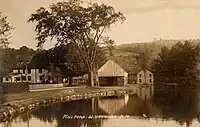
[152,41,200,86]
[28,0,125,86]
[0,46,35,76]
[31,43,107,77]
[0,12,14,49]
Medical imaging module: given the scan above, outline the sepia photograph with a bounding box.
[1,0,200,127]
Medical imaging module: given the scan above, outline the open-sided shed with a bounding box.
[97,60,128,86]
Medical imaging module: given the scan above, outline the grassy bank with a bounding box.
[2,83,29,94]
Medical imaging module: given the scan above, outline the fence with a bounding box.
[29,83,64,90]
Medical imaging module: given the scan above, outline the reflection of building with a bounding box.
[98,95,129,115]
[3,68,51,83]
[137,85,154,101]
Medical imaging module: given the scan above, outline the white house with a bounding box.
[3,68,51,83]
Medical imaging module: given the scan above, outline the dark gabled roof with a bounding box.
[5,72,22,77]
[13,60,48,69]
[128,66,142,75]
[109,56,141,74]
[108,56,154,75]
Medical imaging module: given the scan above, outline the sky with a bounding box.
[1,0,200,49]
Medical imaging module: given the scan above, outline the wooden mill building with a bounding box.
[97,59,128,86]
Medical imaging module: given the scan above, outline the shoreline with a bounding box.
[0,87,133,122]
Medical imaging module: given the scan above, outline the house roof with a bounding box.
[6,72,22,77]
[109,57,153,75]
[98,59,128,77]
[13,60,48,69]
[128,66,143,75]
[109,56,141,74]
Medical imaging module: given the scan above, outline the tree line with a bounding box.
[1,0,123,87]
[0,44,108,84]
[27,0,125,86]
[152,41,200,88]
[2,0,200,89]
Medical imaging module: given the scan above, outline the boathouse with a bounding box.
[97,59,128,86]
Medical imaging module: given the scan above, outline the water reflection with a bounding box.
[98,95,129,115]
[1,84,200,127]
[152,84,199,127]
[32,99,104,127]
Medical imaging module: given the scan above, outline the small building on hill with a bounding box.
[97,59,128,86]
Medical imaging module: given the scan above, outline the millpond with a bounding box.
[1,85,200,127]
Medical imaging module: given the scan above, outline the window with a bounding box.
[15,77,20,81]
[40,76,43,80]
[149,74,152,77]
[139,79,142,83]
[150,79,152,83]
[23,69,25,74]
[6,77,9,81]
[48,76,51,80]
[39,69,42,73]
[139,74,142,77]
[28,76,31,81]
[73,79,77,83]
[22,76,26,81]
[18,69,20,73]
[28,69,31,74]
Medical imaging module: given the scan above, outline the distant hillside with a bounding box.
[114,39,200,58]
[115,39,183,58]
[109,39,200,68]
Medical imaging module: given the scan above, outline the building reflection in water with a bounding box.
[1,84,200,127]
[98,95,129,115]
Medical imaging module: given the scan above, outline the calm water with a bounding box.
[1,85,200,127]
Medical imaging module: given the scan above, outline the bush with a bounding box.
[2,82,29,94]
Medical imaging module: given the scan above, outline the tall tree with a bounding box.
[28,0,125,87]
[47,43,86,84]
[0,46,35,78]
[135,44,152,84]
[0,12,14,98]
[104,37,115,58]
[0,12,14,49]
[0,12,13,102]
[152,41,200,88]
